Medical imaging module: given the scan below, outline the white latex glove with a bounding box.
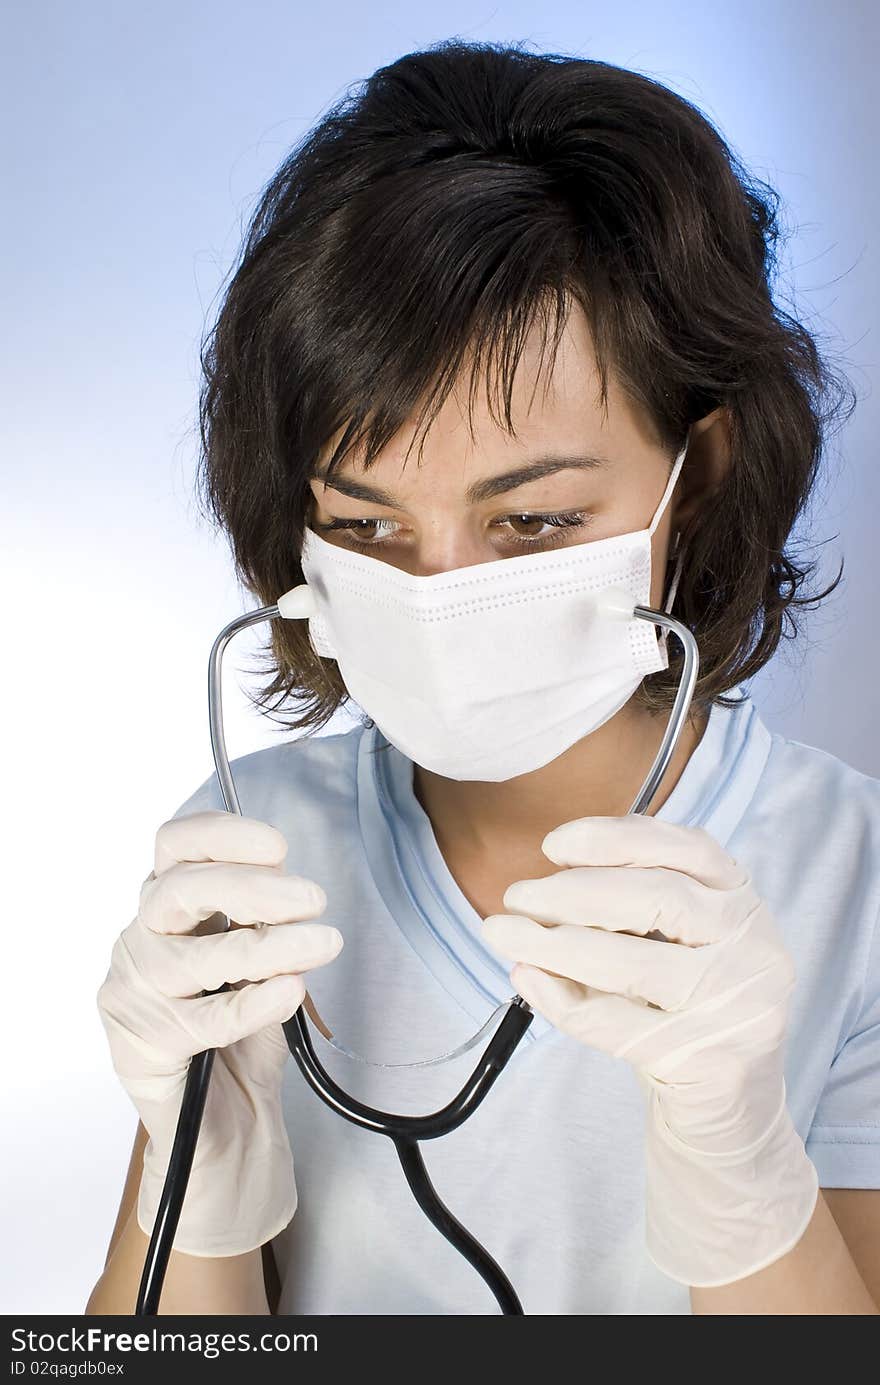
[97,809,343,1258]
[480,814,819,1288]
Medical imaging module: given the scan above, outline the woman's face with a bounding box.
[306,305,691,612]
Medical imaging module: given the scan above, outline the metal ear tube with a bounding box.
[135,585,698,1316]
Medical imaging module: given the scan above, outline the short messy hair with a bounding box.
[194,39,854,737]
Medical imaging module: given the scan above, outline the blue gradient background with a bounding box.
[2,0,876,1312]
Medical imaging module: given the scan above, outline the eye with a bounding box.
[312,512,593,554]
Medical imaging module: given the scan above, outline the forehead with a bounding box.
[313,305,650,484]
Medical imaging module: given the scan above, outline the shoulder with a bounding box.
[761,728,880,839]
[167,724,365,823]
[711,692,880,876]
[235,724,363,795]
[742,723,880,974]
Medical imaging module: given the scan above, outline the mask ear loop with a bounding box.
[650,433,690,655]
[666,529,684,607]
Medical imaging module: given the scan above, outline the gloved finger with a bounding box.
[129,918,345,997]
[154,809,289,876]
[501,864,752,946]
[139,860,327,936]
[482,913,712,1010]
[511,962,667,1060]
[170,971,310,1051]
[541,816,748,891]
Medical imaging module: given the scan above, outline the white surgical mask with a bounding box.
[293,434,690,781]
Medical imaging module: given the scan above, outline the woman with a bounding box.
[88,41,879,1315]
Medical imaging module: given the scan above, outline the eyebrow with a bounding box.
[309,454,613,507]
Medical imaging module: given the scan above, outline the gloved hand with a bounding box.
[481,814,819,1288]
[97,809,343,1258]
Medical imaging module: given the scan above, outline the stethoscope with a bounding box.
[135,585,699,1316]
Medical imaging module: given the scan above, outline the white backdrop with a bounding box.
[2,0,876,1313]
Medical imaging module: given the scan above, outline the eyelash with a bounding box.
[314,512,592,554]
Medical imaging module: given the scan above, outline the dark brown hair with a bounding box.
[195,39,854,738]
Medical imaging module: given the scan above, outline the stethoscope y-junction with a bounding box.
[135,584,699,1315]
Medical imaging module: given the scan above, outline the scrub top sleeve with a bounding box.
[805,909,880,1188]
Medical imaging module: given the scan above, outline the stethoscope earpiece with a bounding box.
[276,583,317,619]
[594,585,637,621]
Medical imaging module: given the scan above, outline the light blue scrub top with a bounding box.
[168,685,880,1314]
